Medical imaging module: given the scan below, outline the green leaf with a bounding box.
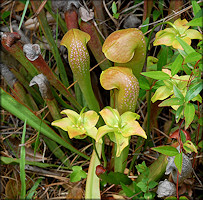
[198,117,203,126]
[184,52,202,64]
[175,105,184,123]
[176,36,196,55]
[112,1,117,14]
[184,103,195,130]
[20,120,27,199]
[191,0,201,15]
[157,46,168,71]
[198,140,203,148]
[70,166,87,182]
[179,196,189,200]
[137,181,147,192]
[165,196,177,200]
[113,13,120,19]
[183,140,197,153]
[173,85,184,100]
[151,85,173,103]
[26,178,43,200]
[144,192,153,199]
[153,10,161,21]
[141,71,170,80]
[0,156,70,169]
[174,152,183,174]
[141,17,150,33]
[98,171,132,185]
[1,11,10,19]
[171,54,184,76]
[180,130,186,143]
[185,82,203,102]
[121,183,134,197]
[148,180,158,189]
[159,97,184,107]
[186,17,203,27]
[136,161,148,173]
[151,146,179,156]
[139,75,150,90]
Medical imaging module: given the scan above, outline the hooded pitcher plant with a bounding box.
[102,28,146,78]
[100,67,139,114]
[60,29,100,112]
[96,106,147,157]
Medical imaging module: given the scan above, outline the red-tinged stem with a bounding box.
[31,1,69,87]
[193,101,200,168]
[64,5,79,30]
[92,0,108,38]
[80,20,112,71]
[176,171,179,200]
[143,0,154,21]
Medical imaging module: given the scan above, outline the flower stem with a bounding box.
[85,142,102,199]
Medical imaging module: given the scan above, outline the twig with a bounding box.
[9,1,15,32]
[153,127,171,140]
[67,58,107,90]
[31,0,48,19]
[102,0,118,28]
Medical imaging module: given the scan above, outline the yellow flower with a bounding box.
[154,19,202,50]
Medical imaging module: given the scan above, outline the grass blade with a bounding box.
[20,120,27,199]
[1,88,89,160]
[26,178,43,200]
[18,0,30,30]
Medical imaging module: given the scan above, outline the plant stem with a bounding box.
[128,137,144,176]
[114,145,129,172]
[145,89,152,148]
[85,142,102,199]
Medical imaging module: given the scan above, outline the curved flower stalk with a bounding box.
[61,29,100,112]
[96,106,147,157]
[51,108,99,140]
[100,67,139,114]
[153,18,202,50]
[102,28,146,78]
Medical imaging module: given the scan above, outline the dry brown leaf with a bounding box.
[14,1,25,12]
[5,179,20,199]
[66,186,84,199]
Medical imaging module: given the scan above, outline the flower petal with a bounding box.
[51,118,72,131]
[114,133,129,157]
[99,107,120,127]
[67,126,86,139]
[174,18,189,27]
[172,37,191,50]
[174,19,189,34]
[121,111,140,124]
[185,29,202,40]
[96,125,114,142]
[121,121,147,139]
[86,127,98,140]
[83,110,99,128]
[61,109,80,124]
[154,33,175,46]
